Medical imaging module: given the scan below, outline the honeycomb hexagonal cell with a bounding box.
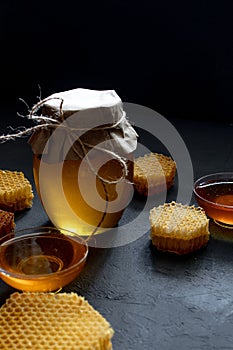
[0,170,34,212]
[0,292,114,350]
[150,201,210,254]
[0,209,14,238]
[133,153,176,196]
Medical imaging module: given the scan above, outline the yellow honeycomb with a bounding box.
[0,292,114,350]
[133,153,176,196]
[0,170,34,212]
[150,201,210,254]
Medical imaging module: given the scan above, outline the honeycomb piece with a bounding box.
[0,170,34,212]
[0,209,14,238]
[150,201,210,255]
[0,292,114,350]
[133,153,176,196]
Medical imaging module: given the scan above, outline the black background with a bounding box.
[0,0,233,123]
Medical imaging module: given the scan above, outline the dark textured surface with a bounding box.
[0,115,233,350]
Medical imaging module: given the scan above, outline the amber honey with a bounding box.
[33,154,133,236]
[0,232,87,292]
[194,181,233,225]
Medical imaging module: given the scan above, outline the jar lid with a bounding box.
[29,88,138,162]
[46,88,121,111]
[42,88,125,129]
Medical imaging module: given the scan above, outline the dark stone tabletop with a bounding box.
[0,112,233,350]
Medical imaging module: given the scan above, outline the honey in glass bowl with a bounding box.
[194,172,233,226]
[0,227,88,292]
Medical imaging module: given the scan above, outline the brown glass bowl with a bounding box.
[0,226,88,292]
[193,172,233,226]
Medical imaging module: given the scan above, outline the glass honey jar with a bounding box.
[29,89,138,236]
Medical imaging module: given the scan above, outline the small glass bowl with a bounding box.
[193,172,233,226]
[0,226,88,292]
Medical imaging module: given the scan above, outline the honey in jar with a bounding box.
[29,89,138,236]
